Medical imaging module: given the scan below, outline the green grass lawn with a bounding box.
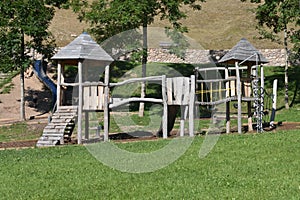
[0,123,45,142]
[0,130,299,199]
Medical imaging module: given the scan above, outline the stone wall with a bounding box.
[147,48,286,66]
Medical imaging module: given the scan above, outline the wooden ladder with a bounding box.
[36,106,78,147]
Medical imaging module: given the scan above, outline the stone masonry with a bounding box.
[147,48,286,66]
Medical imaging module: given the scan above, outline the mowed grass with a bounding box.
[0,130,300,199]
[0,123,45,142]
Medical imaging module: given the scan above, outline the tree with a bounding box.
[241,0,300,109]
[70,0,205,116]
[0,0,68,120]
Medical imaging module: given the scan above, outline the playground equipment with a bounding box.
[194,38,278,133]
[36,34,277,147]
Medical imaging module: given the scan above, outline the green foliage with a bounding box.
[70,0,205,60]
[0,131,300,199]
[71,0,206,40]
[241,0,300,62]
[0,0,68,73]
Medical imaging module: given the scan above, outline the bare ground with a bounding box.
[0,74,52,124]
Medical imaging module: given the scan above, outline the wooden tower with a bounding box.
[51,32,114,144]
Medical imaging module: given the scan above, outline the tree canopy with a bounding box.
[0,0,68,72]
[70,0,205,42]
[241,0,300,109]
[0,0,68,120]
[241,0,299,61]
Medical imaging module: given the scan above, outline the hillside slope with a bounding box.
[49,0,282,49]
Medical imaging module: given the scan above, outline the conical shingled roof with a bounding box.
[52,32,114,62]
[219,38,268,64]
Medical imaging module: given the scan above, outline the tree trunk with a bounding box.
[284,27,289,109]
[138,19,148,117]
[20,31,26,121]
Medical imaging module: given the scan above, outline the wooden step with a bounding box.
[36,140,58,145]
[39,136,62,141]
[52,112,77,115]
[43,129,65,133]
[37,106,77,147]
[42,133,64,137]
[51,115,77,119]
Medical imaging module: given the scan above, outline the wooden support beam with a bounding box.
[78,60,83,144]
[247,66,253,132]
[162,75,168,139]
[180,106,188,136]
[235,62,242,134]
[57,62,62,109]
[189,75,195,137]
[270,79,278,127]
[104,65,110,141]
[225,67,230,134]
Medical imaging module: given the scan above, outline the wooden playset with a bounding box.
[37,34,277,147]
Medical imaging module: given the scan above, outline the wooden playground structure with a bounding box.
[37,34,277,147]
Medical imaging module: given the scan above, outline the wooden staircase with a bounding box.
[36,106,78,147]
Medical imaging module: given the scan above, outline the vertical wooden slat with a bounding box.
[210,82,213,103]
[98,86,104,110]
[78,60,83,144]
[225,67,230,133]
[183,78,190,105]
[201,82,204,102]
[162,75,168,139]
[83,86,89,110]
[189,75,195,137]
[219,81,222,100]
[104,65,110,141]
[270,79,278,127]
[247,66,253,132]
[230,79,236,96]
[180,106,185,137]
[57,62,62,109]
[175,77,183,105]
[90,86,97,110]
[235,62,242,134]
[167,78,173,105]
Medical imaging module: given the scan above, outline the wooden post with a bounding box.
[104,65,110,141]
[270,79,278,127]
[162,75,168,139]
[235,62,242,134]
[225,67,230,133]
[201,83,204,102]
[247,66,253,132]
[180,106,188,137]
[78,60,83,144]
[219,81,222,100]
[85,112,89,140]
[57,61,62,109]
[189,75,195,137]
[163,76,168,138]
[210,82,213,103]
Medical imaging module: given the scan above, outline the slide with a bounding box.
[33,60,57,109]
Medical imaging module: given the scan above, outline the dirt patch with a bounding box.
[0,140,37,150]
[0,121,299,150]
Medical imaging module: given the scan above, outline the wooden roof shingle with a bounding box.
[219,38,268,64]
[52,32,114,62]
